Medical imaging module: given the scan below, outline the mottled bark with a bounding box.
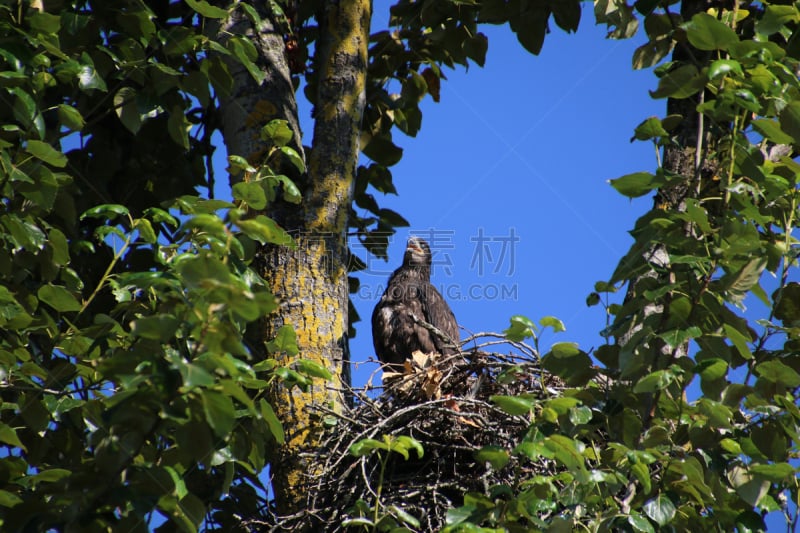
[617,0,724,361]
[216,4,304,168]
[259,0,371,516]
[215,0,370,519]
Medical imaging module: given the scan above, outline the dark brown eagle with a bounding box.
[371,237,460,368]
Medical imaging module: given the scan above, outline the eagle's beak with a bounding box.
[406,240,423,254]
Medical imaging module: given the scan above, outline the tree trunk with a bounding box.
[218,0,371,517]
[615,0,724,364]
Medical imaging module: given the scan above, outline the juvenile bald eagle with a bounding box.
[371,237,460,368]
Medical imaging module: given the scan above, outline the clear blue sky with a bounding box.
[337,10,791,530]
[206,4,795,528]
[347,12,661,382]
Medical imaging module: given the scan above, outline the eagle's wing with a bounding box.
[419,283,459,354]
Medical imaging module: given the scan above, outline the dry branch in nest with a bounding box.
[248,335,566,532]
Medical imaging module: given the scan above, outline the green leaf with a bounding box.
[748,462,796,483]
[227,155,257,173]
[177,493,206,528]
[26,140,67,168]
[503,314,536,341]
[232,181,267,210]
[202,390,235,438]
[80,204,129,221]
[569,405,593,425]
[539,315,565,333]
[609,172,660,198]
[57,105,85,131]
[632,36,673,69]
[658,326,701,350]
[708,59,742,79]
[0,490,23,507]
[778,101,800,144]
[389,505,421,528]
[260,399,285,444]
[728,465,769,506]
[544,434,583,470]
[349,438,387,457]
[751,119,794,145]
[236,216,294,246]
[29,468,71,484]
[131,314,181,341]
[628,513,655,533]
[475,446,510,470]
[261,119,293,147]
[511,9,548,55]
[275,175,302,204]
[77,58,107,92]
[695,358,728,382]
[391,435,424,460]
[632,117,668,141]
[179,363,215,389]
[721,257,766,305]
[295,359,333,380]
[550,342,580,357]
[362,135,403,167]
[38,285,81,312]
[168,105,190,150]
[279,146,305,173]
[29,12,61,33]
[267,325,299,356]
[543,344,594,385]
[650,64,703,99]
[229,37,265,84]
[185,0,229,19]
[113,87,141,134]
[683,13,739,51]
[551,1,581,33]
[756,360,800,387]
[48,228,70,265]
[774,282,800,326]
[756,5,800,36]
[633,369,673,393]
[723,323,753,360]
[181,213,226,236]
[643,494,676,526]
[176,254,231,288]
[490,395,533,416]
[631,461,652,493]
[0,423,26,451]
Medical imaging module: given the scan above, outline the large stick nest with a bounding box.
[252,335,565,532]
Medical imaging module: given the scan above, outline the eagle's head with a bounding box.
[403,237,432,268]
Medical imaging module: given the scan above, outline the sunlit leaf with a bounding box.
[475,446,510,470]
[295,359,333,380]
[609,171,661,198]
[490,395,533,416]
[185,0,229,18]
[267,325,299,356]
[26,140,67,168]
[503,314,536,341]
[683,13,739,51]
[643,494,676,526]
[38,285,81,312]
[260,399,285,444]
[232,181,267,210]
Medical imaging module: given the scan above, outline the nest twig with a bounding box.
[244,336,565,532]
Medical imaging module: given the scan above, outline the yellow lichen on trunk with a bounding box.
[265,0,371,517]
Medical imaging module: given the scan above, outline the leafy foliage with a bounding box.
[0,1,308,530]
[3,0,800,531]
[442,1,800,531]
